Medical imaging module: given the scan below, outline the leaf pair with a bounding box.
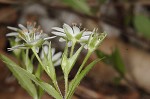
[61,45,84,75]
[67,59,101,99]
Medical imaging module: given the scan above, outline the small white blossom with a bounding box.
[7,22,55,52]
[51,23,92,47]
[40,45,62,67]
[86,29,107,51]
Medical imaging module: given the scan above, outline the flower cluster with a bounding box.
[52,23,92,47]
[7,22,55,52]
[52,23,107,50]
[5,22,107,99]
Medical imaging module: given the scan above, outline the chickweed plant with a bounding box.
[0,22,107,99]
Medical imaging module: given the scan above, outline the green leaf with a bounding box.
[0,54,62,99]
[95,50,112,64]
[62,0,91,15]
[96,49,126,77]
[61,52,68,74]
[134,15,150,39]
[67,45,84,74]
[67,59,101,99]
[22,50,33,73]
[111,48,126,76]
[0,54,38,99]
[42,43,56,81]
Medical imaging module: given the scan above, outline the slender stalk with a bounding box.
[31,47,63,98]
[70,41,76,57]
[64,75,68,99]
[25,49,29,71]
[75,50,92,77]
[31,47,44,69]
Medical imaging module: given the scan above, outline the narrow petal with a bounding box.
[84,44,88,49]
[44,36,56,40]
[51,31,66,37]
[83,31,92,36]
[80,43,88,49]
[18,24,28,32]
[54,59,61,67]
[15,38,21,42]
[63,23,73,35]
[73,26,80,35]
[40,50,44,59]
[51,48,55,56]
[52,27,64,32]
[7,44,25,51]
[6,32,18,36]
[80,36,90,41]
[68,41,72,47]
[43,46,49,54]
[52,52,62,62]
[7,26,18,31]
[59,38,66,42]
[35,47,39,53]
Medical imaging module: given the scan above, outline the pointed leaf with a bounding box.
[0,54,38,99]
[67,59,101,99]
[134,15,150,39]
[62,0,91,15]
[0,54,62,99]
[67,45,84,74]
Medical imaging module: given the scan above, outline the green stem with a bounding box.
[31,47,44,69]
[35,64,43,78]
[64,75,68,99]
[25,49,29,70]
[70,41,76,57]
[75,50,92,77]
[32,47,63,98]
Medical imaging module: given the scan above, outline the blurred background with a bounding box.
[0,0,150,99]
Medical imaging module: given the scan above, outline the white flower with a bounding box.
[40,45,62,67]
[86,29,107,51]
[51,23,92,47]
[7,22,55,52]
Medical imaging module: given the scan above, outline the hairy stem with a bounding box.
[75,50,92,77]
[70,41,76,57]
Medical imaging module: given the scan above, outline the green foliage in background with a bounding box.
[96,48,126,77]
[134,15,150,39]
[62,0,91,15]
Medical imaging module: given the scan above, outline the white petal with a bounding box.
[7,44,25,51]
[54,59,61,67]
[80,36,90,41]
[6,32,18,36]
[15,38,21,42]
[68,41,72,47]
[44,36,56,40]
[51,31,66,37]
[36,47,39,53]
[59,38,66,42]
[63,23,73,35]
[43,46,49,54]
[84,44,88,49]
[73,26,80,35]
[52,52,62,62]
[83,31,92,36]
[7,26,18,31]
[18,24,28,32]
[40,51,44,59]
[35,35,41,39]
[51,48,55,56]
[52,27,64,32]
